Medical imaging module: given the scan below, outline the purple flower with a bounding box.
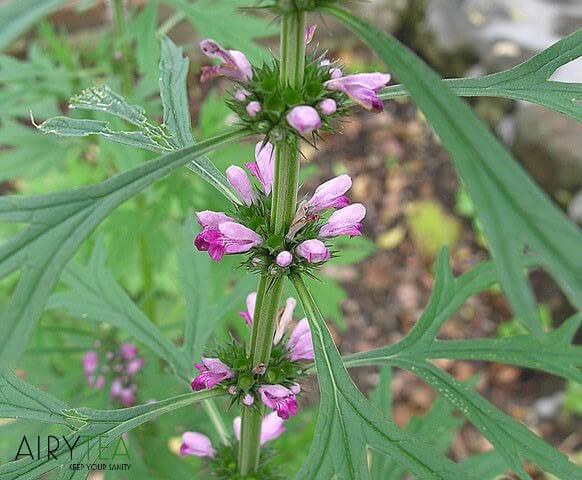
[243,393,255,406]
[239,291,257,327]
[233,412,285,445]
[90,374,105,390]
[258,384,298,420]
[198,222,263,261]
[246,101,262,117]
[304,25,317,45]
[286,106,322,135]
[276,250,293,268]
[110,378,123,398]
[82,351,99,376]
[296,239,330,264]
[246,141,275,195]
[307,175,352,212]
[287,319,314,362]
[226,166,256,206]
[180,432,216,458]
[319,203,366,238]
[318,98,337,115]
[200,39,252,83]
[119,387,136,407]
[126,357,144,376]
[235,89,250,101]
[274,297,297,345]
[325,73,391,112]
[191,357,234,391]
[119,343,137,360]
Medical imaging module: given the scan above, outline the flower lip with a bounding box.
[259,384,299,420]
[191,357,234,391]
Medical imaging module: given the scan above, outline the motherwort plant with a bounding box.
[0,1,581,479]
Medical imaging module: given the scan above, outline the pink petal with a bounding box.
[181,432,216,458]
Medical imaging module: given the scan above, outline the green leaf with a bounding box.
[47,238,193,384]
[0,128,247,366]
[158,36,239,204]
[0,369,223,480]
[0,368,71,426]
[345,252,582,384]
[38,116,169,152]
[0,0,66,52]
[290,273,473,480]
[460,452,510,480]
[326,6,582,336]
[342,253,582,479]
[377,29,582,122]
[387,358,581,480]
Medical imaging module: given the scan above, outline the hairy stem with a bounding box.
[238,10,306,475]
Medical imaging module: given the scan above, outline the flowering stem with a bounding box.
[238,10,306,475]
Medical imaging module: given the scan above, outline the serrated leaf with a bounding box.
[47,239,193,384]
[327,7,582,336]
[0,128,247,366]
[378,29,582,122]
[346,252,582,384]
[38,116,168,152]
[0,369,222,480]
[291,274,473,480]
[343,252,582,479]
[0,0,66,52]
[158,36,239,204]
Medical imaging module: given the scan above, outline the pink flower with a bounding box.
[318,98,337,115]
[119,343,137,360]
[235,89,250,101]
[258,384,298,419]
[286,106,322,135]
[330,68,342,79]
[110,378,123,398]
[200,39,252,83]
[304,25,317,45]
[239,291,257,327]
[226,166,256,206]
[180,432,216,458]
[246,142,275,195]
[233,412,285,445]
[246,101,262,117]
[126,357,144,376]
[274,298,297,345]
[319,203,366,238]
[195,222,262,261]
[296,239,330,264]
[307,175,352,212]
[82,351,99,376]
[325,73,391,112]
[92,375,105,390]
[191,357,234,391]
[243,393,255,406]
[287,318,314,362]
[119,388,136,407]
[196,210,234,230]
[276,250,293,267]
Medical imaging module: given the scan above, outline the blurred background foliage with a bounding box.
[0,0,580,478]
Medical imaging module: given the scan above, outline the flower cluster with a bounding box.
[191,294,313,420]
[194,140,365,274]
[82,343,144,407]
[199,26,390,142]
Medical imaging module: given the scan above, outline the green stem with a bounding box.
[238,10,306,475]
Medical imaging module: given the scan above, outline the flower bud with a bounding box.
[276,250,293,267]
[318,98,337,115]
[246,101,262,117]
[286,106,322,135]
[226,166,256,206]
[296,239,330,263]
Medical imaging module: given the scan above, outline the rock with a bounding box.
[513,105,582,192]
